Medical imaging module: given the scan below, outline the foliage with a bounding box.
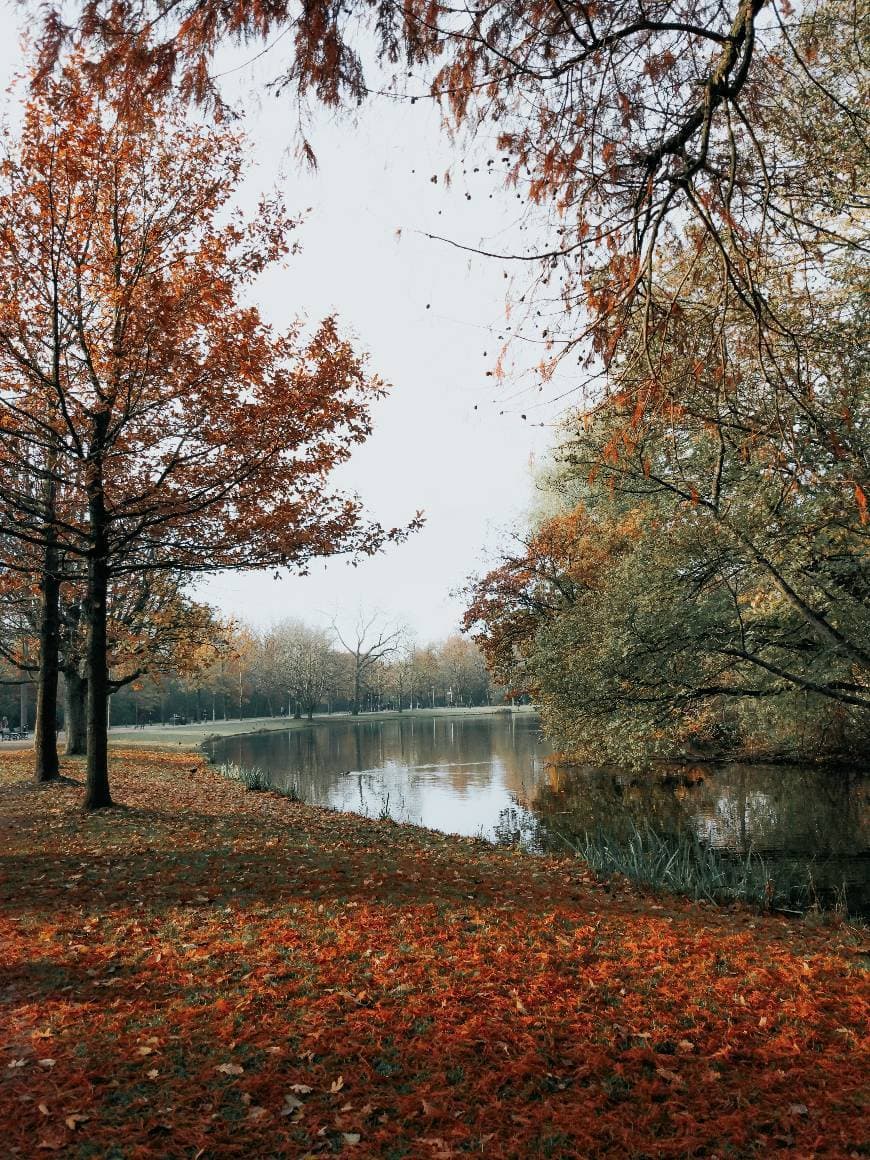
[463,11,869,763]
[257,620,338,718]
[44,2,865,393]
[466,456,869,763]
[0,748,866,1157]
[0,54,417,805]
[332,613,405,716]
[0,567,225,691]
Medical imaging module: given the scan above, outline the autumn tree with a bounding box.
[0,58,416,808]
[462,4,868,762]
[61,573,226,753]
[465,269,869,762]
[42,1,866,522]
[386,643,415,711]
[247,620,334,717]
[42,2,861,351]
[437,634,496,706]
[0,526,63,775]
[463,496,645,696]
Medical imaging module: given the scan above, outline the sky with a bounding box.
[0,8,571,644]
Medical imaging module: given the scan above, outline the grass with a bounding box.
[217,761,271,793]
[0,748,866,1159]
[217,760,304,800]
[557,821,851,913]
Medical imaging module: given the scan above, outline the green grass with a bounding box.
[556,820,850,912]
[217,760,307,801]
[217,761,271,792]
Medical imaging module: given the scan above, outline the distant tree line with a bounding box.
[0,616,499,729]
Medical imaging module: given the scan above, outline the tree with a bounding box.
[60,573,226,753]
[331,612,404,715]
[46,2,862,369]
[1,557,216,753]
[437,634,495,706]
[0,58,417,807]
[465,274,869,763]
[462,8,868,762]
[44,1,868,549]
[263,619,335,719]
[0,528,63,774]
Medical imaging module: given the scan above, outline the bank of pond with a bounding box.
[207,713,869,916]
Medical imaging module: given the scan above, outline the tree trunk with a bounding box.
[352,667,361,715]
[83,486,112,810]
[34,535,61,782]
[64,671,87,755]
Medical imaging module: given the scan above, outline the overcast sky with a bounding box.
[0,9,571,644]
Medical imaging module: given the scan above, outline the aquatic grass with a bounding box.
[217,760,306,801]
[556,820,844,911]
[217,762,271,793]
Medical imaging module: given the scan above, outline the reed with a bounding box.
[556,821,841,911]
[218,762,271,793]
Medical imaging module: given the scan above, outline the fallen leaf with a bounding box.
[216,1063,244,1076]
[330,1076,345,1093]
[655,1067,685,1088]
[37,1131,68,1151]
[65,1114,89,1130]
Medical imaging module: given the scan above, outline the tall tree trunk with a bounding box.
[84,486,112,810]
[352,667,361,716]
[64,671,87,755]
[34,532,61,782]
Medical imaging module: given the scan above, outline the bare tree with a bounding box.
[331,611,405,716]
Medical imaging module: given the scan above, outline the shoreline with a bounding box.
[128,705,536,752]
[101,704,536,753]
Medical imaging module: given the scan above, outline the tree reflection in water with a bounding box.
[209,715,868,912]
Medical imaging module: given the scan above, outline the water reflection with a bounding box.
[208,715,869,912]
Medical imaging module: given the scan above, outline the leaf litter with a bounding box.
[0,748,866,1158]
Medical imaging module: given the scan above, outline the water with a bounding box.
[207,713,869,912]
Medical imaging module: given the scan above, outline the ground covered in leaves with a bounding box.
[0,750,866,1159]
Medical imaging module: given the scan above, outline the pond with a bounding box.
[207,712,869,914]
